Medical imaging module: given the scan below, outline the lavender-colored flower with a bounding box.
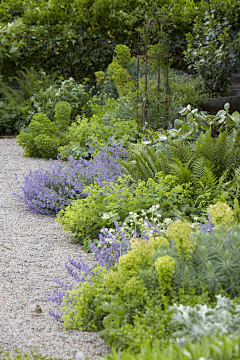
[143,218,162,239]
[48,311,63,320]
[13,144,127,215]
[91,221,131,269]
[47,221,131,319]
[198,219,214,234]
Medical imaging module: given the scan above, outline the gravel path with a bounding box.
[0,138,109,360]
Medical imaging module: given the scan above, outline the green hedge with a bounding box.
[1,0,239,83]
[0,0,207,80]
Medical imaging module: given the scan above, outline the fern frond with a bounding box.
[200,166,218,192]
[134,152,156,180]
[234,165,240,180]
[120,144,164,181]
[213,129,228,176]
[195,128,214,163]
[157,151,172,174]
[192,156,206,180]
[170,158,194,184]
[119,160,140,182]
[216,168,231,194]
[168,140,193,165]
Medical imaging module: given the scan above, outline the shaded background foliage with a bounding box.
[0,0,229,81]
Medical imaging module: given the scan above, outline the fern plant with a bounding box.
[121,129,240,194]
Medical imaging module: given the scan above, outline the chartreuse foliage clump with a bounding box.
[16,101,71,159]
[60,205,240,353]
[56,171,222,248]
[166,220,194,258]
[207,202,235,227]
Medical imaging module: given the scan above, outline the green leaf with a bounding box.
[174,119,184,129]
[224,102,230,111]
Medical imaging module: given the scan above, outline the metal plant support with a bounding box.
[136,16,170,130]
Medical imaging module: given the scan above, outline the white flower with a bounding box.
[194,217,198,221]
[164,218,172,224]
[102,213,110,220]
[157,214,162,218]
[156,204,160,209]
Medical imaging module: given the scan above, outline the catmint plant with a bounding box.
[91,220,131,269]
[198,219,214,234]
[47,220,131,319]
[14,144,127,215]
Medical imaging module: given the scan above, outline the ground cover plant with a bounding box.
[56,171,220,249]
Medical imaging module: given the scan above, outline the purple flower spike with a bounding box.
[14,144,127,215]
[91,221,131,269]
[198,220,214,234]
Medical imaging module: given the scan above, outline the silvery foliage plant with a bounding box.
[169,295,240,345]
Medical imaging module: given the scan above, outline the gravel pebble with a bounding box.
[0,138,109,360]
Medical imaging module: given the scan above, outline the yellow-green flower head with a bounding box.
[207,202,235,226]
[149,236,169,250]
[166,219,194,257]
[154,255,175,283]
